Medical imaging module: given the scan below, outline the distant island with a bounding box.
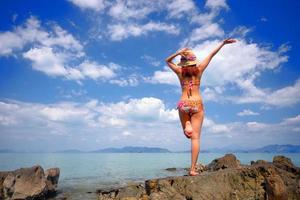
[91,146,171,153]
[1,144,300,153]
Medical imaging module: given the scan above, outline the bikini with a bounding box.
[176,73,204,115]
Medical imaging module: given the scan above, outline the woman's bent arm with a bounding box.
[166,48,189,74]
[165,51,181,74]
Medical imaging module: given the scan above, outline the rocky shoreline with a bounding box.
[97,154,300,200]
[1,154,299,200]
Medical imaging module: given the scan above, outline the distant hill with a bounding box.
[0,149,17,153]
[249,144,300,153]
[54,149,86,153]
[91,146,171,153]
[206,144,300,153]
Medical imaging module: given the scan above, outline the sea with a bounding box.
[1,152,299,199]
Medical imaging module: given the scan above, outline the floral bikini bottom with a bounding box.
[176,99,204,114]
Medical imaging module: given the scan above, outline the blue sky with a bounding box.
[0,0,299,152]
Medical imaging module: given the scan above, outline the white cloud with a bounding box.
[281,115,300,125]
[0,16,129,83]
[23,47,67,76]
[108,0,155,20]
[23,47,118,81]
[41,104,89,122]
[203,118,231,134]
[188,23,224,42]
[110,74,139,87]
[260,16,268,22]
[78,60,117,80]
[107,22,180,41]
[205,0,229,11]
[0,97,179,138]
[192,39,288,86]
[107,0,196,20]
[202,86,225,102]
[67,0,198,41]
[141,55,161,67]
[122,131,132,136]
[229,26,253,38]
[42,25,84,54]
[0,31,24,55]
[201,77,300,108]
[0,16,83,56]
[146,67,179,86]
[237,109,259,116]
[68,0,107,11]
[181,0,228,46]
[246,121,268,130]
[190,11,218,25]
[231,78,300,107]
[264,79,300,107]
[0,115,17,126]
[166,0,196,18]
[97,97,178,127]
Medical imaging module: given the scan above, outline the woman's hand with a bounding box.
[222,38,237,45]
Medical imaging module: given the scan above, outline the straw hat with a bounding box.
[177,49,199,66]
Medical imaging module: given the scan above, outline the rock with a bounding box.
[98,184,147,200]
[207,153,241,171]
[265,173,287,200]
[97,154,300,200]
[165,168,177,172]
[195,162,207,173]
[144,169,266,200]
[3,165,47,199]
[0,165,60,200]
[273,155,299,174]
[45,168,60,194]
[251,160,268,165]
[0,172,10,199]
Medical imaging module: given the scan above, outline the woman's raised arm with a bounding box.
[198,38,236,72]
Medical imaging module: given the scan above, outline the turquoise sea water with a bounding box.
[1,153,299,199]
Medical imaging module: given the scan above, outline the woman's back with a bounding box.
[178,65,203,100]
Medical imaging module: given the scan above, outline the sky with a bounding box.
[0,0,299,152]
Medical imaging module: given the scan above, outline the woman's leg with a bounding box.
[189,110,204,175]
[178,110,193,138]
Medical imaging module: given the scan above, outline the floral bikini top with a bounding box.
[181,80,200,98]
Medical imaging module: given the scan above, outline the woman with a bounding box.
[165,38,237,176]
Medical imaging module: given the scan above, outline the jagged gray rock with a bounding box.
[97,154,300,200]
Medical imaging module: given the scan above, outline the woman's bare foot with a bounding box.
[189,170,199,176]
[184,121,193,138]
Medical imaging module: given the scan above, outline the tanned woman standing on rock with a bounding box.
[165,38,237,176]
